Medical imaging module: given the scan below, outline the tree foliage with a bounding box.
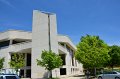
[75,35,110,69]
[36,50,63,71]
[9,53,25,70]
[106,45,120,69]
[0,57,4,69]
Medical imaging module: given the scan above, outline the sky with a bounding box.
[0,0,120,45]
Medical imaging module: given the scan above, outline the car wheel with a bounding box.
[98,76,102,79]
[115,77,120,79]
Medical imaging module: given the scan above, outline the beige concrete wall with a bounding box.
[58,35,76,50]
[0,30,31,41]
[58,36,83,76]
[0,10,83,79]
[0,47,11,68]
[0,42,31,69]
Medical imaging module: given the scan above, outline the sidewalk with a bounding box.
[60,76,85,79]
[60,76,97,79]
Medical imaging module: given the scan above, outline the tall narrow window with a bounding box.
[27,54,31,66]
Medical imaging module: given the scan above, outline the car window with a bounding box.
[113,72,117,74]
[6,76,17,79]
[108,72,113,74]
[0,76,3,79]
[103,72,116,74]
[104,72,110,74]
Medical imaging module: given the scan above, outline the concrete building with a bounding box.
[0,10,83,79]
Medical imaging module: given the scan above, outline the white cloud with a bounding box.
[0,0,15,8]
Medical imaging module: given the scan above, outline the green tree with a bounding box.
[0,57,5,69]
[75,35,110,76]
[36,50,63,78]
[106,45,120,70]
[9,53,25,72]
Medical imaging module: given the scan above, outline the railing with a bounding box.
[58,44,67,53]
[0,41,32,52]
[12,41,31,46]
[10,41,32,51]
[0,46,9,50]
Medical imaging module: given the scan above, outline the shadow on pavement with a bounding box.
[73,75,97,79]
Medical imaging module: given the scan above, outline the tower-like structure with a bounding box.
[32,10,59,78]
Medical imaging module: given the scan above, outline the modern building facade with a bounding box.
[0,10,83,79]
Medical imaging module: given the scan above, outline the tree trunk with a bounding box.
[48,71,50,78]
[15,69,18,75]
[94,67,96,77]
[86,70,90,79]
[48,70,52,78]
[112,66,114,71]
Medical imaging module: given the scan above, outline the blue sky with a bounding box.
[0,0,120,45]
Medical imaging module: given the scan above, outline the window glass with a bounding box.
[0,40,10,48]
[108,72,113,74]
[111,72,114,74]
[113,72,117,74]
[6,76,17,79]
[27,54,31,66]
[59,43,64,47]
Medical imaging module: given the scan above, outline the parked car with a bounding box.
[0,74,20,79]
[98,71,120,79]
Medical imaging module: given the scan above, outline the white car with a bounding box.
[98,71,120,79]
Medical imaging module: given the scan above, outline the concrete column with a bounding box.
[24,69,26,78]
[64,44,71,76]
[32,10,59,78]
[6,52,11,68]
[9,39,13,45]
[24,53,27,77]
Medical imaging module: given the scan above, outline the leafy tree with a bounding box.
[9,53,25,72]
[36,50,63,78]
[106,45,120,70]
[0,57,5,69]
[75,35,110,76]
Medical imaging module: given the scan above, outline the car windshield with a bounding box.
[0,76,3,79]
